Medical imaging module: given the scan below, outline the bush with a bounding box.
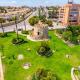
[62,31,72,41]
[70,36,78,44]
[46,20,53,26]
[39,15,47,23]
[12,38,24,45]
[32,68,60,80]
[29,16,39,26]
[57,26,80,45]
[77,35,80,44]
[21,30,29,34]
[37,42,53,57]
[0,33,7,37]
[57,29,64,34]
[67,26,80,36]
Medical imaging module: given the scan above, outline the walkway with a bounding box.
[0,54,4,80]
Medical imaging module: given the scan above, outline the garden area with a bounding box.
[57,26,80,45]
[0,31,80,80]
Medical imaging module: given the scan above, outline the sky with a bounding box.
[0,0,80,7]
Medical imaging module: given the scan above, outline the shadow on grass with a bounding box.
[0,32,15,38]
[48,36,52,39]
[12,40,28,46]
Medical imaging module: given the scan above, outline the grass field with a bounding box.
[0,31,80,80]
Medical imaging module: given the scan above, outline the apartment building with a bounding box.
[59,0,80,26]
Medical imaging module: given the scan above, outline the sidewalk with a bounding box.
[0,54,4,80]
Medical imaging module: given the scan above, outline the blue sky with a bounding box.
[0,0,80,6]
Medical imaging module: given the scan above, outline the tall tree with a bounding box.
[14,16,19,39]
[29,16,39,26]
[0,18,5,34]
[22,14,26,31]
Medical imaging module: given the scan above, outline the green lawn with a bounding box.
[0,31,80,80]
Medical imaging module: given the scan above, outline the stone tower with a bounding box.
[30,21,48,40]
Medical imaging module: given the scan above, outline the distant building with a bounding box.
[0,7,31,19]
[30,21,48,40]
[47,6,59,19]
[58,0,80,26]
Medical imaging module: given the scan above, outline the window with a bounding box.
[38,32,40,35]
[71,7,78,11]
[69,20,77,22]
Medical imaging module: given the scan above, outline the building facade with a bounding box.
[59,0,80,26]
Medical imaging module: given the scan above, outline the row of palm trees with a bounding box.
[0,14,27,38]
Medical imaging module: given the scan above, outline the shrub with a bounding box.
[9,60,13,65]
[32,68,60,80]
[37,41,53,57]
[0,33,7,37]
[71,36,78,44]
[12,38,24,45]
[39,15,47,23]
[57,29,64,34]
[67,26,80,36]
[46,20,53,26]
[57,26,80,45]
[21,30,29,34]
[29,16,39,26]
[62,31,72,41]
[77,35,80,44]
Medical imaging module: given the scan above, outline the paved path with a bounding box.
[0,54,4,80]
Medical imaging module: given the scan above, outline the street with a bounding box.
[0,9,66,33]
[0,10,38,32]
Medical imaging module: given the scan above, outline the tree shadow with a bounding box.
[48,36,52,39]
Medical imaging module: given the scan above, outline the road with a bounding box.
[0,10,38,32]
[49,22,67,30]
[0,9,66,32]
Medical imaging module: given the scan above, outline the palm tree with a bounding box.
[12,16,25,44]
[38,8,41,19]
[14,16,19,39]
[22,14,26,31]
[0,18,5,34]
